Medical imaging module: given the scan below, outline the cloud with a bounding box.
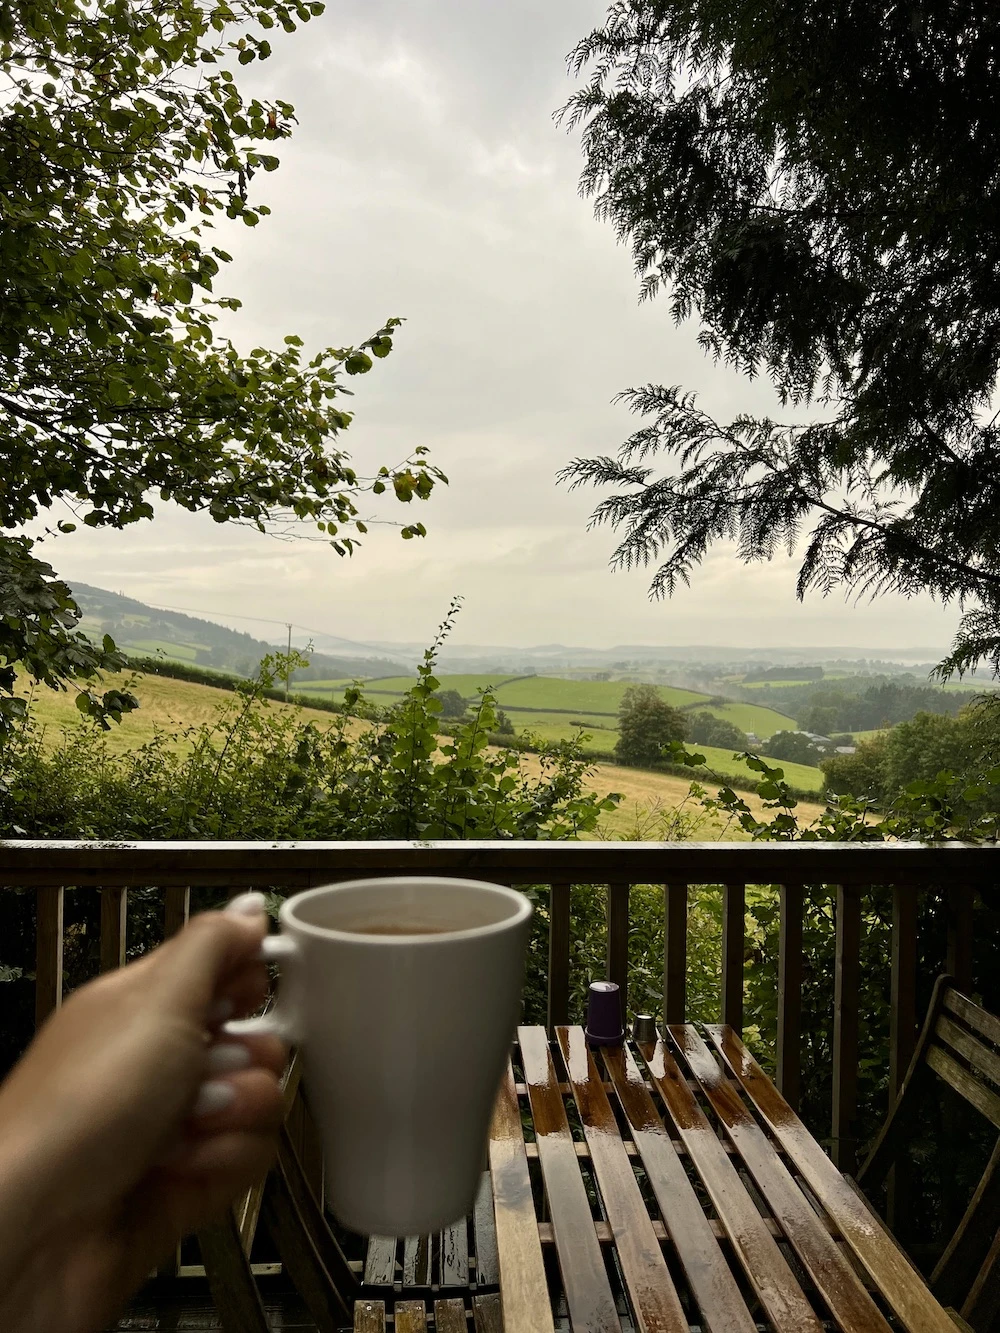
[46,0,962,658]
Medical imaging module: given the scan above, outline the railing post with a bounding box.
[888,883,919,1228]
[606,884,630,1018]
[35,886,64,1029]
[547,884,571,1031]
[663,884,688,1024]
[721,884,745,1032]
[164,886,191,939]
[777,884,804,1110]
[946,885,975,994]
[832,884,861,1173]
[100,886,128,972]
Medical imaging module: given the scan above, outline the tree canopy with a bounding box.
[615,683,686,766]
[559,1,1000,678]
[0,0,443,735]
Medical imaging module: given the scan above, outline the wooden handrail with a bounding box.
[1,838,999,885]
[4,837,996,1179]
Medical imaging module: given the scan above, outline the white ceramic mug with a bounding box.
[225,876,533,1236]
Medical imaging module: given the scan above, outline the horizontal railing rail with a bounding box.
[2,838,998,1180]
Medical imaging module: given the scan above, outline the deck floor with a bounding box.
[109,1289,321,1331]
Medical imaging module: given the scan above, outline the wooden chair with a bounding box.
[858,975,1000,1330]
[197,1057,503,1333]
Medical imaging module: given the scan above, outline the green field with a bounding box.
[495,676,707,712]
[692,744,823,792]
[122,638,199,661]
[701,701,796,738]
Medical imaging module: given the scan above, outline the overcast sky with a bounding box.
[47,0,959,654]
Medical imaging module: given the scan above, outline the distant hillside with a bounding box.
[70,584,406,681]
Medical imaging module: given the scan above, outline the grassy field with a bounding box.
[700,701,796,738]
[494,676,707,712]
[15,671,350,756]
[14,669,828,834]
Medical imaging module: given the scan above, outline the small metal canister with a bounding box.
[631,1014,658,1043]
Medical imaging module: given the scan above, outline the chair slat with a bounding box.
[945,988,1000,1050]
[663,883,687,1023]
[722,883,745,1031]
[927,1044,1000,1129]
[833,884,862,1171]
[606,883,629,1013]
[488,1061,554,1333]
[777,883,803,1109]
[556,1026,690,1333]
[434,1297,467,1333]
[394,1300,428,1333]
[402,1235,430,1288]
[547,883,571,1030]
[670,1024,888,1333]
[364,1236,397,1287]
[705,1024,958,1333]
[439,1218,469,1288]
[353,1300,386,1332]
[601,1041,758,1333]
[518,1027,619,1333]
[100,885,127,971]
[935,1014,1000,1090]
[473,1170,499,1286]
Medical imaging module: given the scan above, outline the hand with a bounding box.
[0,892,288,1333]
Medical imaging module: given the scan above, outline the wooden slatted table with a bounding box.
[485,1025,960,1333]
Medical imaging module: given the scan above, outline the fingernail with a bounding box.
[208,997,234,1024]
[205,1042,252,1075]
[225,891,266,917]
[192,1079,237,1117]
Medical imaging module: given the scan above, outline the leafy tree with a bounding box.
[560,2,1000,680]
[821,734,889,801]
[880,712,971,796]
[0,0,444,737]
[494,708,516,736]
[614,683,686,767]
[433,689,466,720]
[685,710,747,750]
[762,730,821,766]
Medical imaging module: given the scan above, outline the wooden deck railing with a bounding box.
[2,838,998,1177]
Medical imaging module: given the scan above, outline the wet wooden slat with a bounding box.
[556,1025,689,1333]
[363,1236,397,1287]
[601,1041,757,1333]
[671,1024,889,1333]
[833,884,861,1172]
[722,883,745,1030]
[639,1033,820,1333]
[100,886,127,971]
[547,883,571,1029]
[163,884,191,938]
[945,988,1000,1047]
[402,1235,430,1288]
[518,1027,620,1333]
[35,885,64,1028]
[434,1297,467,1333]
[777,883,803,1108]
[926,1044,1000,1128]
[488,1061,554,1333]
[935,1013,1000,1088]
[473,1170,499,1286]
[197,1207,271,1333]
[663,883,687,1023]
[394,1300,428,1333]
[606,883,630,1012]
[706,1024,959,1333]
[473,1292,504,1333]
[354,1300,386,1332]
[439,1218,469,1288]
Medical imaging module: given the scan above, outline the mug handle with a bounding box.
[222,934,302,1043]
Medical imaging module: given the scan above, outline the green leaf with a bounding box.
[345,351,372,375]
